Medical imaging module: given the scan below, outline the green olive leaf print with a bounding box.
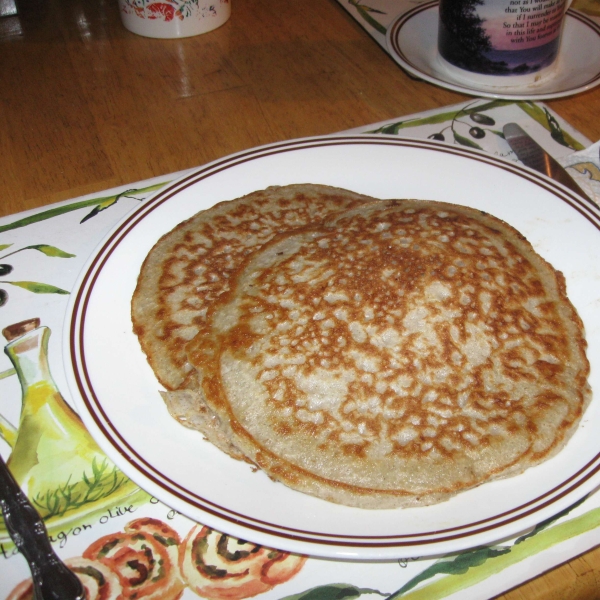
[0,243,75,305]
[348,0,387,35]
[387,547,512,598]
[383,497,594,599]
[453,131,484,150]
[544,107,570,147]
[513,494,588,546]
[281,583,389,600]
[368,100,514,135]
[0,182,167,234]
[0,244,75,260]
[516,102,584,150]
[19,245,76,258]
[4,281,70,295]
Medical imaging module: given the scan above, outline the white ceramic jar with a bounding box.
[118,0,231,39]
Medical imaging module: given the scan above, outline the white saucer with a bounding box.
[386,0,600,100]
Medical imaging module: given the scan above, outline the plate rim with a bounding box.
[386,1,600,101]
[64,133,600,559]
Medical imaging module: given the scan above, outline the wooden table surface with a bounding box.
[2,0,600,597]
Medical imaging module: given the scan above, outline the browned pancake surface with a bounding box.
[131,184,376,391]
[189,200,590,508]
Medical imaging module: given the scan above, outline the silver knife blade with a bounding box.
[503,123,593,203]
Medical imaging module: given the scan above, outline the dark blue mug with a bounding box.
[438,0,571,83]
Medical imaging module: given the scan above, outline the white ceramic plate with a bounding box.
[386,1,600,100]
[65,135,600,560]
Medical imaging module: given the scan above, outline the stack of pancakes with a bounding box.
[132,184,591,508]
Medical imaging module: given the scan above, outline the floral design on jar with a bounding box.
[120,0,229,22]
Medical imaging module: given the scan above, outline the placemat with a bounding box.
[1,99,599,600]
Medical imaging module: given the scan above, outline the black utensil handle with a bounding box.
[0,456,85,600]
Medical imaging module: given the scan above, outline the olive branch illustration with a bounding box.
[0,183,168,309]
[280,496,591,600]
[0,244,75,308]
[0,182,167,235]
[423,99,505,150]
[369,100,586,152]
[348,0,387,35]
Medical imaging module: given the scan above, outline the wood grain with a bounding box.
[2,0,600,597]
[0,0,465,217]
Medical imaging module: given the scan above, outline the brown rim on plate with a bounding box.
[67,135,600,555]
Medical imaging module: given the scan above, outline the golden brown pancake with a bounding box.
[184,199,590,508]
[131,184,377,392]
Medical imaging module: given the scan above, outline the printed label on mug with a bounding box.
[438,0,569,76]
